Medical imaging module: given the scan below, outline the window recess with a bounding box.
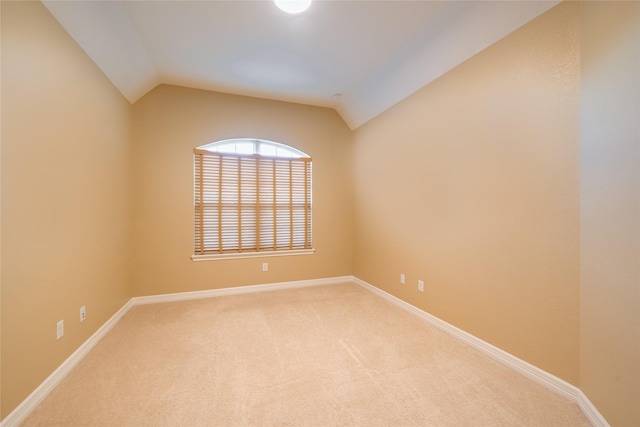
[192,139,313,260]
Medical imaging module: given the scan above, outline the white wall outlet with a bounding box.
[418,280,425,293]
[80,306,86,322]
[56,320,64,340]
[400,273,405,285]
[262,262,269,272]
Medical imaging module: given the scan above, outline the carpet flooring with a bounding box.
[23,282,590,426]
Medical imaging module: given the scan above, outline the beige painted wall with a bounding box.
[353,2,581,384]
[132,85,353,296]
[0,1,133,418]
[579,2,640,426]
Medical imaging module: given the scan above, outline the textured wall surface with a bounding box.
[1,1,133,418]
[579,2,640,425]
[353,2,580,384]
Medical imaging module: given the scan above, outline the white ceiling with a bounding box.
[42,0,560,129]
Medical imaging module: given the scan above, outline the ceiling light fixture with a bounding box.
[274,0,312,14]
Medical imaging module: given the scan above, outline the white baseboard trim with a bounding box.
[0,300,134,427]
[132,276,353,305]
[352,276,609,427]
[2,275,608,427]
[575,389,611,427]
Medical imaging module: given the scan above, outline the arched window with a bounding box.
[192,138,313,260]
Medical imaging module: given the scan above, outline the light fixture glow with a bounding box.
[274,0,312,14]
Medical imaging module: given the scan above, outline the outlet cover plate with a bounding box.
[56,320,64,340]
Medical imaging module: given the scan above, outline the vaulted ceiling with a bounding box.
[42,0,560,129]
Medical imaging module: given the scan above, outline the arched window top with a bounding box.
[197,138,310,159]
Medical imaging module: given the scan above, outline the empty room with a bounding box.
[1,0,638,426]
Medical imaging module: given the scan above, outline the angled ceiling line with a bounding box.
[42,0,561,130]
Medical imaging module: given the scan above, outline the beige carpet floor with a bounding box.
[23,282,590,426]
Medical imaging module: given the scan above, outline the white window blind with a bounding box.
[193,147,312,256]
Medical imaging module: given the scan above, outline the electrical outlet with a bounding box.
[80,306,86,322]
[56,320,64,340]
[262,262,269,272]
[400,273,405,285]
[418,280,425,293]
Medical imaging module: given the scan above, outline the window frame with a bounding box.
[191,139,314,261]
